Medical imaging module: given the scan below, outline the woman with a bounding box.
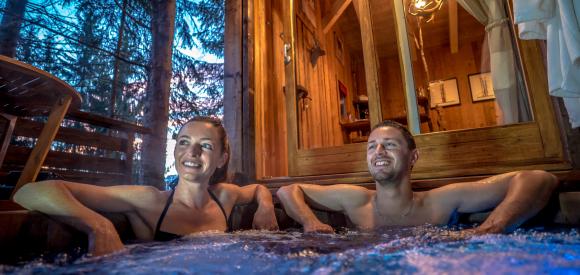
[14,116,278,256]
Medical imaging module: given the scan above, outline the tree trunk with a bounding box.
[141,0,176,188]
[110,0,128,118]
[0,0,28,57]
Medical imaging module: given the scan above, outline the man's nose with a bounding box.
[375,144,386,155]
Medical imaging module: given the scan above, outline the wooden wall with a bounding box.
[294,13,347,150]
[254,0,287,178]
[255,0,365,178]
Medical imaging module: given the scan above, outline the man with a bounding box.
[277,120,558,233]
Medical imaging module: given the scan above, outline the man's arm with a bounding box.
[14,180,157,255]
[234,184,279,230]
[436,170,558,233]
[276,183,369,233]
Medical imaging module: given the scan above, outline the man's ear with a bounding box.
[410,149,419,168]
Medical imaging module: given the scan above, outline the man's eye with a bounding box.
[367,145,375,150]
[178,140,189,145]
[385,142,398,148]
[201,143,214,150]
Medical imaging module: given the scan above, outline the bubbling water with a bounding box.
[1,225,579,274]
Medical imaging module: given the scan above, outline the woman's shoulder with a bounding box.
[103,184,167,207]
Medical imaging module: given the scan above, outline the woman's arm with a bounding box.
[13,180,157,255]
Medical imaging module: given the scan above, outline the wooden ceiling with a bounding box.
[326,0,485,59]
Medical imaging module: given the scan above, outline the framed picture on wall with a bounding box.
[469,72,495,102]
[301,0,317,28]
[428,78,460,108]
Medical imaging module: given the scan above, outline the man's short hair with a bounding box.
[371,120,416,151]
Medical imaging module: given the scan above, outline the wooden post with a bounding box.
[10,94,72,199]
[393,0,420,134]
[352,0,383,128]
[448,0,458,54]
[283,0,299,176]
[0,113,16,168]
[124,132,135,184]
[225,0,257,184]
[242,0,256,182]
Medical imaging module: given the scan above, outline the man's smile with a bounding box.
[373,158,392,167]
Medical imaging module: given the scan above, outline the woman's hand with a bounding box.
[252,204,279,231]
[87,222,125,256]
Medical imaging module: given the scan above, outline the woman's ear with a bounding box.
[217,152,229,168]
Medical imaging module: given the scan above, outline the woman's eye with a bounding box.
[201,143,214,150]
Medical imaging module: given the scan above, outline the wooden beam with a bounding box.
[11,94,72,199]
[448,0,458,53]
[352,0,383,127]
[283,0,299,176]
[322,0,352,34]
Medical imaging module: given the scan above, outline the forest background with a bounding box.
[0,0,225,189]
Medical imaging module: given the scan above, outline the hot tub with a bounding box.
[1,226,578,274]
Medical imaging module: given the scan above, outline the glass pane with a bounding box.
[294,0,369,149]
[401,0,532,132]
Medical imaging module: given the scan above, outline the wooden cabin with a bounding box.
[224,0,580,191]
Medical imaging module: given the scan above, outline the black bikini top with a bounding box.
[154,188,232,241]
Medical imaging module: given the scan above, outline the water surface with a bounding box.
[2,226,579,274]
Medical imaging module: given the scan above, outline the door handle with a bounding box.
[284,43,292,65]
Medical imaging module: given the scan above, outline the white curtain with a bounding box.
[456,0,522,124]
[514,0,580,128]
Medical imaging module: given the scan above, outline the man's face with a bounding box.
[366,126,417,184]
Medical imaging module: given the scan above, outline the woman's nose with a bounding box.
[188,143,202,156]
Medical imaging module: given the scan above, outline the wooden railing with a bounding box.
[1,110,150,188]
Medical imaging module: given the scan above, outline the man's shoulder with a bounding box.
[329,184,373,205]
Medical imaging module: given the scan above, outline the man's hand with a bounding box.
[252,204,279,231]
[303,220,334,233]
[87,223,125,256]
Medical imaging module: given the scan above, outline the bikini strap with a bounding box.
[207,188,232,232]
[154,188,176,236]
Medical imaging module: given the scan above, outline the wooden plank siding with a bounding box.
[254,0,289,178]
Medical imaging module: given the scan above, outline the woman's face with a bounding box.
[174,121,227,184]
